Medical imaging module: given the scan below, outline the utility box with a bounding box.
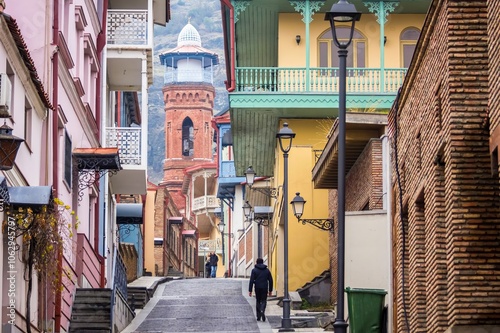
[345,287,387,333]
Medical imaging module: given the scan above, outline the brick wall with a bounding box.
[489,0,500,172]
[328,138,384,305]
[388,1,500,331]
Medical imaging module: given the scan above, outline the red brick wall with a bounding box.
[328,138,384,305]
[389,1,500,331]
[489,0,500,172]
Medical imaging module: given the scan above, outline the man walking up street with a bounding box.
[248,258,273,322]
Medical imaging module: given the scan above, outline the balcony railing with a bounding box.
[220,161,236,178]
[107,10,148,46]
[235,67,407,93]
[192,195,219,212]
[106,127,142,165]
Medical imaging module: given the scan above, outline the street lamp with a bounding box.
[245,165,278,198]
[0,122,24,170]
[276,122,295,332]
[242,201,269,259]
[290,192,334,232]
[325,1,361,333]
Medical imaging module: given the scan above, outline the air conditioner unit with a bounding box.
[0,73,12,117]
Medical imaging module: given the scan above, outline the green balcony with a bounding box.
[229,67,407,110]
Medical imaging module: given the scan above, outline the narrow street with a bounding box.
[122,278,274,333]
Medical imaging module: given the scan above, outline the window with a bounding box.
[318,27,366,71]
[24,98,32,149]
[182,117,194,157]
[400,28,420,68]
[64,130,72,187]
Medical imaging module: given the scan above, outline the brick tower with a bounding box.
[159,22,218,204]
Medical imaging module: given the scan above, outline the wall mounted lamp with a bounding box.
[290,192,334,232]
[295,35,301,45]
[244,165,278,198]
[0,122,24,170]
[384,36,387,45]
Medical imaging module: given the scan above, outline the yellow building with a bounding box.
[219,3,430,326]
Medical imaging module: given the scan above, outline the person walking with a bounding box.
[205,255,211,278]
[209,252,219,278]
[248,258,273,322]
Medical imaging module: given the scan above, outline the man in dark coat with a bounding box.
[209,252,219,278]
[248,258,273,321]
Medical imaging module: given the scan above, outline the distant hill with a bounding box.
[147,0,228,184]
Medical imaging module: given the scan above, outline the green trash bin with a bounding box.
[345,287,387,333]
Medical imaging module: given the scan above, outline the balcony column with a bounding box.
[363,0,398,92]
[148,0,154,46]
[290,0,324,91]
[141,57,148,168]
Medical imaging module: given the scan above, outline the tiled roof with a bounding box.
[1,13,53,110]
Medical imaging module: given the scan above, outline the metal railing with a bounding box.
[107,10,148,46]
[106,127,142,165]
[235,67,407,93]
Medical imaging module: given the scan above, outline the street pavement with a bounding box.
[122,277,326,333]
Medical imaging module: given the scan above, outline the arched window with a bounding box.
[400,28,420,68]
[182,117,194,157]
[318,27,366,69]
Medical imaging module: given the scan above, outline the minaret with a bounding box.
[159,22,219,197]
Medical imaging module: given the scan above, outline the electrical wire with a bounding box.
[392,87,411,332]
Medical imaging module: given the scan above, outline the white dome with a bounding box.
[177,23,201,47]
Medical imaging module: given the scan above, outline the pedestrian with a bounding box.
[205,256,211,278]
[248,258,273,322]
[209,252,219,278]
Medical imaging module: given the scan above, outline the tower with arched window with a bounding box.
[159,22,219,193]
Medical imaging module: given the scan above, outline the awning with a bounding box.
[254,206,273,219]
[169,217,183,225]
[154,237,164,246]
[9,186,52,209]
[116,203,143,224]
[73,147,121,171]
[182,230,196,237]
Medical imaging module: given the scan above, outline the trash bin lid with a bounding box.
[345,287,387,295]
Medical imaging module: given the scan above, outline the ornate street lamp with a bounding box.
[0,123,24,170]
[290,192,334,232]
[244,165,278,198]
[325,1,361,333]
[276,122,295,332]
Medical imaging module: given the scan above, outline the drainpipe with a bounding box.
[52,0,62,331]
[96,0,108,288]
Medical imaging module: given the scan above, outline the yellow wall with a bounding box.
[144,188,156,275]
[272,119,332,293]
[278,13,426,68]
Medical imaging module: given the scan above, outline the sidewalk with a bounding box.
[242,283,329,333]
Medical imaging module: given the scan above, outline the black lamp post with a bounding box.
[0,123,24,170]
[276,122,295,332]
[325,1,361,333]
[218,219,225,266]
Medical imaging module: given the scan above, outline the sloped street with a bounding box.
[122,278,272,333]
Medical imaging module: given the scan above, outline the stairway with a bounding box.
[167,266,184,278]
[68,289,112,333]
[297,270,331,306]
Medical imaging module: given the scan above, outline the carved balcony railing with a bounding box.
[235,67,407,94]
[192,195,219,212]
[220,161,237,178]
[106,127,142,166]
[107,10,148,46]
[199,239,220,253]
